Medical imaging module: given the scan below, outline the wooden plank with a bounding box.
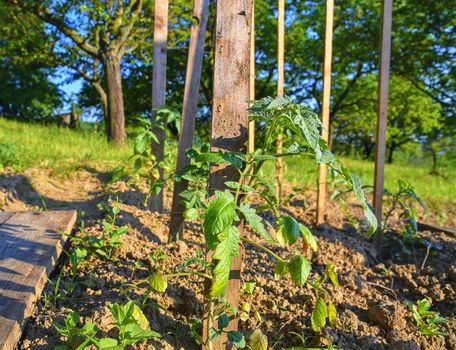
[248,0,256,154]
[169,0,210,241]
[150,0,169,212]
[275,0,285,197]
[417,222,456,236]
[202,0,253,348]
[373,0,393,246]
[316,0,334,224]
[0,210,77,350]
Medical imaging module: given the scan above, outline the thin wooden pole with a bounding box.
[374,0,393,247]
[248,0,255,154]
[316,0,334,225]
[150,0,169,212]
[169,0,210,241]
[275,0,285,196]
[202,0,253,348]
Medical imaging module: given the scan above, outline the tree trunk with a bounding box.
[103,50,126,145]
[387,142,395,163]
[92,81,110,137]
[430,147,438,174]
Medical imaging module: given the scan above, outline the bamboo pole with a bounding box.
[248,0,256,154]
[275,0,285,196]
[316,0,334,224]
[374,0,393,248]
[150,0,169,212]
[169,0,210,241]
[202,0,253,347]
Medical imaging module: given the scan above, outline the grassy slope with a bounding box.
[0,117,132,175]
[1,117,454,220]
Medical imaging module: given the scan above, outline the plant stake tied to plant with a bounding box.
[145,96,377,349]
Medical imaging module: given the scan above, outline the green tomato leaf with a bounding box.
[249,328,268,350]
[274,260,289,279]
[227,330,246,348]
[311,297,328,332]
[239,204,275,244]
[324,264,339,288]
[184,208,199,220]
[288,255,311,286]
[97,338,120,350]
[328,301,337,328]
[277,215,300,246]
[147,272,168,292]
[132,303,151,331]
[203,194,236,249]
[218,313,229,330]
[243,281,256,294]
[211,226,239,296]
[299,223,317,252]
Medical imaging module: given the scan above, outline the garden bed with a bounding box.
[1,169,453,350]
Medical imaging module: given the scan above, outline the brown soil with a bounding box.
[1,168,455,350]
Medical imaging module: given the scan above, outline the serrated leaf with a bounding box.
[299,224,317,252]
[324,264,339,288]
[311,297,327,332]
[239,204,275,244]
[250,328,268,350]
[328,301,337,327]
[211,226,239,296]
[243,281,256,294]
[277,215,301,246]
[203,196,236,249]
[132,303,151,330]
[274,260,289,279]
[218,313,229,329]
[227,330,246,348]
[147,272,168,292]
[183,208,199,220]
[288,255,311,286]
[97,337,120,349]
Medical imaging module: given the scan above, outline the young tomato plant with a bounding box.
[383,180,426,254]
[144,97,376,348]
[54,302,160,349]
[129,109,180,205]
[408,299,446,338]
[53,311,98,350]
[67,208,128,261]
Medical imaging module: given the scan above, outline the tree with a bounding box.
[3,0,153,144]
[333,75,442,162]
[0,3,61,121]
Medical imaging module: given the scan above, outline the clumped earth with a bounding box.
[1,168,455,350]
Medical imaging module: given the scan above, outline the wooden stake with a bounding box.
[169,0,210,241]
[374,0,393,247]
[150,0,169,212]
[316,0,334,225]
[248,0,256,154]
[202,0,253,347]
[275,0,285,196]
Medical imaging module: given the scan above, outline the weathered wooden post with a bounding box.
[275,0,285,196]
[169,0,210,240]
[150,0,169,212]
[248,0,256,154]
[202,0,253,348]
[374,0,393,247]
[316,0,334,224]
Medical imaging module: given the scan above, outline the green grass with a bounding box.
[272,155,455,218]
[1,117,454,219]
[0,117,132,175]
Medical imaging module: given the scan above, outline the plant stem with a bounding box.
[241,237,286,263]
